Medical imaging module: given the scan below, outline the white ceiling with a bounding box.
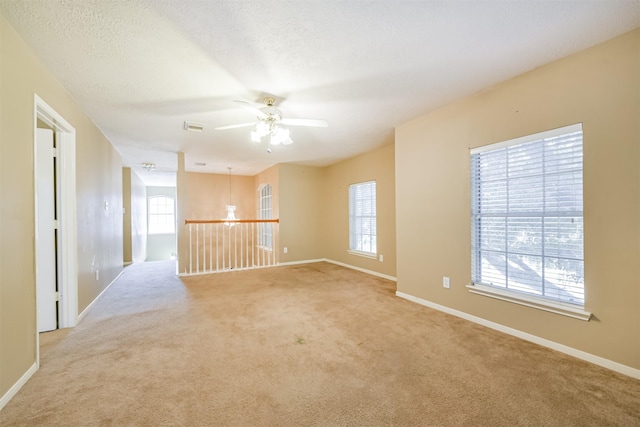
[1,1,638,186]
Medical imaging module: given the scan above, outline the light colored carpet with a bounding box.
[1,260,639,426]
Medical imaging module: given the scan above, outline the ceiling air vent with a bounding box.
[184,121,205,132]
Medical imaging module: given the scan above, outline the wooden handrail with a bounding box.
[185,219,280,225]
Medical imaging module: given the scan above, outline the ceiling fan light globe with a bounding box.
[271,126,290,145]
[256,122,269,136]
[250,131,262,143]
[274,126,288,137]
[270,134,282,145]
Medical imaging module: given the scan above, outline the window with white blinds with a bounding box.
[258,184,273,249]
[349,181,377,255]
[470,123,584,306]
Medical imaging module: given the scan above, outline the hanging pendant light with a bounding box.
[223,167,238,226]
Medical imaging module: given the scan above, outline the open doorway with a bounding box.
[34,95,78,365]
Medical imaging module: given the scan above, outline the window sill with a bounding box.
[347,250,377,260]
[466,283,592,321]
[256,245,273,252]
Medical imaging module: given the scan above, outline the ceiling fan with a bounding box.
[215,97,328,148]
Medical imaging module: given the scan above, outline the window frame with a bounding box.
[257,184,273,250]
[147,195,175,235]
[468,123,591,321]
[348,180,377,257]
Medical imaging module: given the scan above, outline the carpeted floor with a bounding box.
[1,260,639,426]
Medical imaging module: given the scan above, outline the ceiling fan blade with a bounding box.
[234,100,268,119]
[214,122,256,130]
[281,118,328,128]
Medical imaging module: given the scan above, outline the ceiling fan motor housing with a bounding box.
[259,97,283,122]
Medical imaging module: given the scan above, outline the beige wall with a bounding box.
[278,164,325,263]
[176,154,257,274]
[395,29,640,369]
[176,155,397,276]
[181,172,255,220]
[270,147,397,275]
[1,15,124,398]
[123,168,133,263]
[74,109,123,314]
[321,143,396,277]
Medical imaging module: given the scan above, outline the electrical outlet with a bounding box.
[443,276,450,289]
[379,254,384,262]
[283,247,288,254]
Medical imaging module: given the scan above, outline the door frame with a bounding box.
[33,94,78,364]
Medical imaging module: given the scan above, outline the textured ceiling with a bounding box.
[1,1,638,186]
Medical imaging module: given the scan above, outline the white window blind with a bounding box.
[148,196,175,234]
[258,184,273,249]
[470,124,584,306]
[349,181,377,255]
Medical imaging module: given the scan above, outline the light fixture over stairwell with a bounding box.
[223,167,238,226]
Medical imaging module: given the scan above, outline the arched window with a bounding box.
[148,196,175,234]
[258,184,272,249]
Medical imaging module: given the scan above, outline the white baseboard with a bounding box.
[396,291,640,380]
[0,362,37,411]
[279,258,397,281]
[4,268,128,411]
[178,261,295,277]
[323,259,397,282]
[278,258,326,267]
[177,258,397,282]
[77,268,125,322]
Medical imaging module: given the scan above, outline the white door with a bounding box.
[36,128,58,332]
